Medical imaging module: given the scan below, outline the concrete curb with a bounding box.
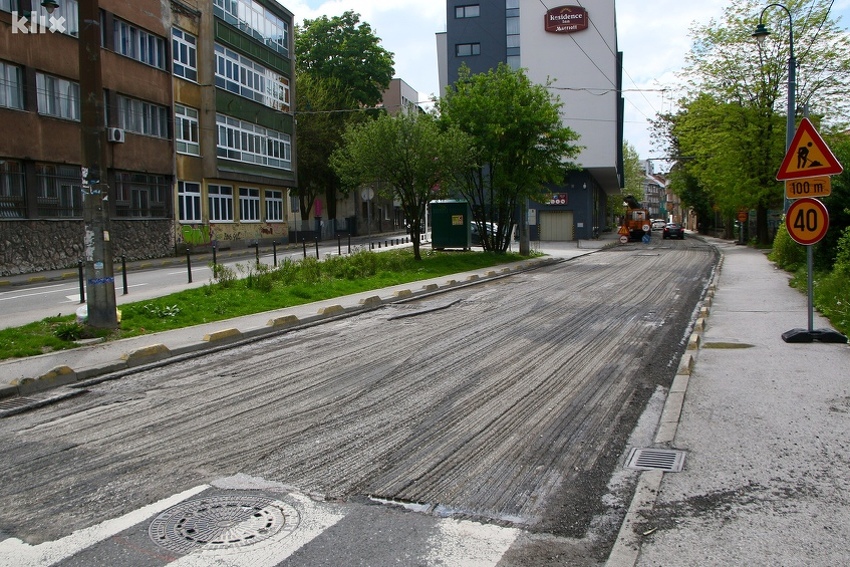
[605,243,723,567]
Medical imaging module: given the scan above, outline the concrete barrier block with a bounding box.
[687,333,700,350]
[393,289,412,298]
[422,284,438,292]
[203,328,242,343]
[267,315,300,327]
[693,317,705,332]
[16,365,77,395]
[359,296,383,307]
[121,344,172,366]
[677,354,695,375]
[317,304,345,315]
[465,275,479,282]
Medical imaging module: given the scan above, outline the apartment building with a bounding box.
[0,0,296,276]
[437,1,624,240]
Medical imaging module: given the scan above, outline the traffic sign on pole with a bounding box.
[785,176,831,199]
[785,197,829,245]
[776,118,843,180]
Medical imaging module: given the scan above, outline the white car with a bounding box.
[651,219,667,230]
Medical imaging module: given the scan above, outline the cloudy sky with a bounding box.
[287,1,850,160]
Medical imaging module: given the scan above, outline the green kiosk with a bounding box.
[430,200,471,250]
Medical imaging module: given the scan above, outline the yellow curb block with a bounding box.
[203,328,242,342]
[687,333,701,350]
[15,365,77,395]
[359,296,382,307]
[465,275,479,282]
[677,354,695,375]
[267,315,300,327]
[27,276,48,284]
[393,289,412,298]
[422,284,438,292]
[121,343,172,366]
[318,304,345,315]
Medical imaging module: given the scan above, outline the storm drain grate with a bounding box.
[149,495,299,555]
[626,448,686,472]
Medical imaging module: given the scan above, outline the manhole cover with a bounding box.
[149,495,299,554]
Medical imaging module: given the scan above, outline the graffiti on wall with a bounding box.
[179,223,288,246]
[181,224,212,246]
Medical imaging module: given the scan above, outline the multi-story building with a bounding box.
[437,1,623,240]
[172,0,296,253]
[0,0,296,276]
[643,167,667,221]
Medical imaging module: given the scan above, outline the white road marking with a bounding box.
[0,485,209,567]
[426,518,520,566]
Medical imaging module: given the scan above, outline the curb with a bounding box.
[605,243,723,567]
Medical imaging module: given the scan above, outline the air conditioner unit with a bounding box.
[107,127,125,143]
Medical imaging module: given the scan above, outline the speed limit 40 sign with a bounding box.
[786,197,829,245]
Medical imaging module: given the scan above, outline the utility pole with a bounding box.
[78,0,117,328]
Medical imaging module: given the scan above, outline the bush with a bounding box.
[54,321,85,341]
[769,218,806,270]
[833,225,850,276]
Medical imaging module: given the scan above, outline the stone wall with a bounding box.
[0,219,175,276]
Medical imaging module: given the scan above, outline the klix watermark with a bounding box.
[10,11,66,34]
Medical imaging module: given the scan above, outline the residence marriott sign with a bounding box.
[545,5,588,34]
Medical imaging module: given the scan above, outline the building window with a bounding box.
[456,43,480,57]
[208,184,234,222]
[172,28,197,82]
[455,5,479,18]
[36,72,80,121]
[216,114,292,170]
[117,95,168,138]
[213,0,289,57]
[36,164,82,218]
[239,187,260,222]
[114,19,166,69]
[506,0,519,18]
[214,44,290,111]
[178,181,202,222]
[29,0,79,36]
[114,172,168,218]
[265,189,283,222]
[0,0,10,11]
[175,104,200,155]
[0,160,26,218]
[0,61,23,110]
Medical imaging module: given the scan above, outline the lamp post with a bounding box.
[752,3,795,213]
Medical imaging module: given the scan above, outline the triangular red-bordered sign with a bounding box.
[776,117,843,180]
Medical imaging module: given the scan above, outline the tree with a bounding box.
[437,64,581,253]
[331,111,475,260]
[653,0,850,245]
[295,11,395,229]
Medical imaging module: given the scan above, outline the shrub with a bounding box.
[54,321,85,341]
[769,218,806,270]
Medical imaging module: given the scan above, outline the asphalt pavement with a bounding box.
[3,231,848,567]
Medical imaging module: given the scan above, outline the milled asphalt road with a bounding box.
[3,233,848,567]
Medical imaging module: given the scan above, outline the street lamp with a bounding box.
[752,3,795,213]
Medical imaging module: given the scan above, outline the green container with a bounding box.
[430,200,471,250]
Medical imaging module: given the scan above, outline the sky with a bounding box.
[288,1,850,162]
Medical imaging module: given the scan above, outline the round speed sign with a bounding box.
[785,197,829,245]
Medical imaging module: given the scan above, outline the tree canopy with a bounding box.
[437,64,581,252]
[331,111,475,260]
[653,0,850,245]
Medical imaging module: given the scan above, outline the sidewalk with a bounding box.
[608,237,850,567]
[0,236,615,407]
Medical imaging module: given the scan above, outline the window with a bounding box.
[456,43,480,57]
[117,95,168,138]
[114,19,166,69]
[114,172,168,217]
[36,164,82,218]
[0,160,26,219]
[36,73,80,120]
[455,5,479,18]
[208,184,234,222]
[216,114,292,170]
[265,189,283,222]
[175,104,200,155]
[214,44,290,111]
[172,28,197,81]
[0,61,23,110]
[0,0,11,11]
[213,0,289,56]
[178,181,202,222]
[32,0,79,36]
[239,187,260,222]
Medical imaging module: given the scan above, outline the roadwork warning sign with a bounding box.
[776,118,843,180]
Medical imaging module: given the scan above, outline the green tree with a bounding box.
[619,142,645,217]
[295,11,395,227]
[331,111,475,260]
[437,64,581,252]
[653,0,850,245]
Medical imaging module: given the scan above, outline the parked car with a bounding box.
[663,223,685,239]
[470,222,496,245]
[652,219,667,230]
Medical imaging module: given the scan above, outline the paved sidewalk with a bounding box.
[608,238,850,567]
